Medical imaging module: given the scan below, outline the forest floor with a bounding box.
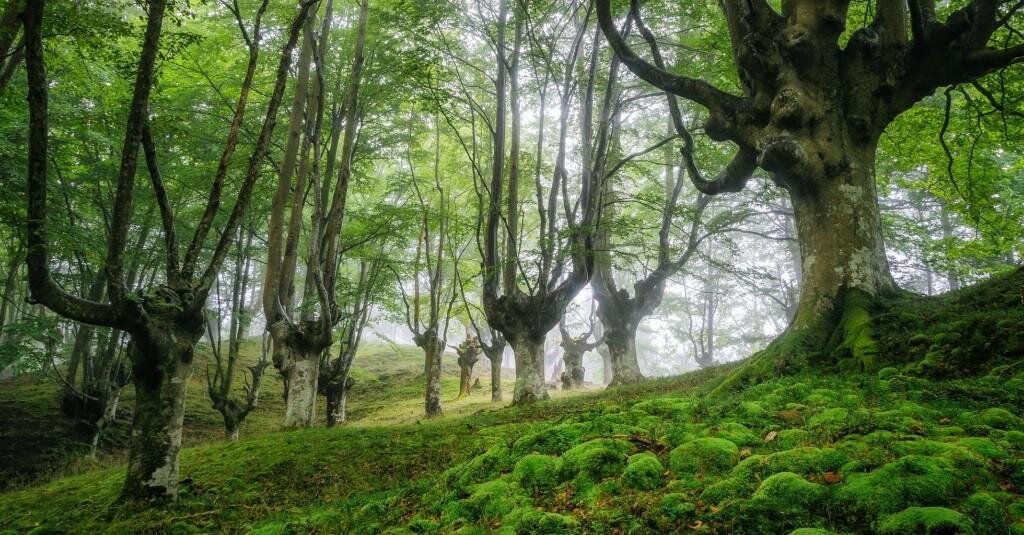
[0,339,564,491]
[1,272,1023,534]
[0,360,1021,534]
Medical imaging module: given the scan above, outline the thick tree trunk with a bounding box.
[270,320,327,429]
[509,335,548,404]
[119,318,200,502]
[280,351,319,428]
[787,145,895,336]
[560,350,585,390]
[605,324,643,386]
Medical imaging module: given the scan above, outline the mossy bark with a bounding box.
[269,320,329,429]
[415,332,444,417]
[484,345,504,402]
[509,335,549,404]
[119,312,203,503]
[560,349,585,390]
[603,318,644,386]
[324,375,352,427]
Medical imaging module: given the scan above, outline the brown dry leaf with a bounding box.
[688,521,704,529]
[765,430,778,442]
[740,448,753,458]
[823,471,843,484]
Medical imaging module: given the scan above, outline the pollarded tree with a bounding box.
[22,0,315,501]
[597,0,1024,379]
[263,0,369,428]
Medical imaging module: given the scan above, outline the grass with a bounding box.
[0,339,539,490]
[1,271,1022,533]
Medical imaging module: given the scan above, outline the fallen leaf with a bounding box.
[765,430,778,442]
[823,472,843,484]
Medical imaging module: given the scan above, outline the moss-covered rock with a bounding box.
[837,455,971,519]
[446,445,514,490]
[963,491,1008,533]
[732,447,846,483]
[510,454,563,494]
[659,493,696,521]
[461,479,530,522]
[669,437,740,476]
[877,507,974,534]
[559,439,630,481]
[745,472,827,525]
[510,510,579,534]
[512,423,591,456]
[976,408,1022,431]
[709,422,759,447]
[619,453,664,491]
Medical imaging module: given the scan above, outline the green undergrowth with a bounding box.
[1,359,1022,534]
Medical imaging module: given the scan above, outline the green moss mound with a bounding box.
[620,453,664,490]
[837,455,971,520]
[511,454,563,494]
[878,507,974,534]
[669,437,740,476]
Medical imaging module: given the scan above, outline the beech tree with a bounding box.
[22,0,314,501]
[262,0,368,428]
[597,0,1024,380]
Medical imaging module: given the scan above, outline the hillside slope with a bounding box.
[0,341,525,490]
[0,361,1021,534]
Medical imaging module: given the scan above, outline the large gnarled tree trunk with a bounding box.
[597,0,1022,382]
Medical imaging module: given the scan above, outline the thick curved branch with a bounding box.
[22,0,117,328]
[630,0,756,196]
[596,0,745,122]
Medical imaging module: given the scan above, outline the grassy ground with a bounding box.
[1,271,1022,533]
[0,340,535,490]
[0,362,1021,534]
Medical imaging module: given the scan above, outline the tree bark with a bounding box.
[324,374,352,427]
[120,313,203,502]
[508,334,548,404]
[270,321,325,428]
[601,314,643,386]
[788,143,894,334]
[416,332,444,417]
[560,349,585,390]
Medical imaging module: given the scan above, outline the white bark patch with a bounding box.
[284,357,318,427]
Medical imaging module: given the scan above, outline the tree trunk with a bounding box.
[787,145,895,338]
[560,350,585,390]
[509,335,548,404]
[324,375,352,427]
[457,361,473,399]
[119,318,200,502]
[485,346,503,402]
[599,345,612,386]
[280,349,319,428]
[604,321,643,387]
[424,344,443,417]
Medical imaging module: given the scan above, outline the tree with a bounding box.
[262,0,368,428]
[557,307,602,390]
[596,0,1024,379]
[22,0,314,501]
[205,223,268,441]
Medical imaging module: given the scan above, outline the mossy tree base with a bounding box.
[715,267,1024,394]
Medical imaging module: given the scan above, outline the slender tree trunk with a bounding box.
[483,343,504,402]
[508,334,548,404]
[421,336,443,417]
[599,345,612,386]
[940,206,960,291]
